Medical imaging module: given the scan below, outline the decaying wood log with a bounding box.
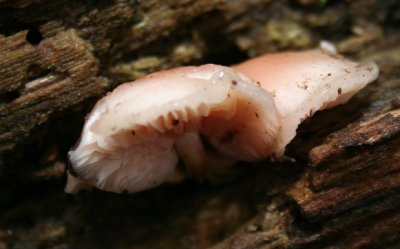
[1,1,400,248]
[0,30,108,154]
[0,0,224,170]
[214,50,400,248]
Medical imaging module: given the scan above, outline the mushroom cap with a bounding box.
[234,49,379,155]
[68,64,280,193]
[67,49,379,194]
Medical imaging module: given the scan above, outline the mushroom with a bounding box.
[66,48,379,194]
[234,49,379,155]
[67,65,280,193]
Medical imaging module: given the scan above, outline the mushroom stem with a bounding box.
[174,132,237,179]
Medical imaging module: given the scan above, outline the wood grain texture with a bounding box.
[1,1,400,248]
[215,54,400,248]
[0,0,223,158]
[0,29,108,153]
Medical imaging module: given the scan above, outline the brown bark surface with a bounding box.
[1,1,400,249]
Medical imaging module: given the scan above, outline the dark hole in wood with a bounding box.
[27,64,51,81]
[26,27,43,45]
[0,90,20,105]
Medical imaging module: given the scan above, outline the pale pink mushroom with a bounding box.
[67,65,280,193]
[66,48,378,194]
[234,49,379,155]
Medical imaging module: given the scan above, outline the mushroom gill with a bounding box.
[66,48,379,194]
[67,65,280,193]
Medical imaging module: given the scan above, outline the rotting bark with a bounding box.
[1,1,400,249]
[0,30,108,154]
[214,50,400,248]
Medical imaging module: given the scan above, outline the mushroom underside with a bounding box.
[67,49,379,194]
[68,65,279,193]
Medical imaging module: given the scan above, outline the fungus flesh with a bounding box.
[67,49,379,194]
[234,50,379,154]
[68,65,280,193]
